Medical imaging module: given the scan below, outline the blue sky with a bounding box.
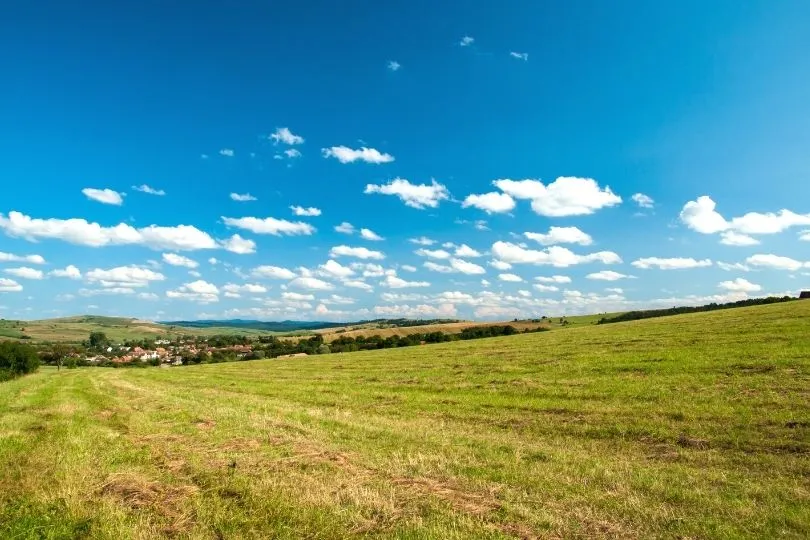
[1,1,809,321]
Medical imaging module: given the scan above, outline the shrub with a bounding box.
[0,341,40,379]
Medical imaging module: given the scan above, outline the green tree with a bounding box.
[0,341,40,380]
[88,332,109,350]
[51,343,70,371]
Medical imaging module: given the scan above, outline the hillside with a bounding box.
[1,301,808,538]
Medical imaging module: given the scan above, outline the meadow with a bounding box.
[0,301,808,538]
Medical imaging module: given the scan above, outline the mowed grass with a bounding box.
[1,302,808,539]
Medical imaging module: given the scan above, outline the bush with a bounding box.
[0,341,40,379]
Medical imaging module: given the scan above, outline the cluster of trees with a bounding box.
[597,296,797,325]
[0,342,40,381]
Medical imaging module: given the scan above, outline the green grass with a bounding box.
[1,302,808,538]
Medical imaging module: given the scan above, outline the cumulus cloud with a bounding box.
[680,195,810,239]
[284,148,302,159]
[745,254,808,271]
[82,188,124,206]
[717,262,750,272]
[219,148,235,157]
[453,244,482,258]
[86,266,166,288]
[799,230,810,241]
[50,265,81,279]
[631,257,713,270]
[400,265,417,272]
[0,278,22,292]
[449,258,485,275]
[460,36,474,46]
[222,283,268,296]
[289,276,335,291]
[4,267,44,280]
[270,127,304,145]
[462,192,515,214]
[720,231,760,246]
[251,265,296,280]
[493,177,621,217]
[330,245,385,260]
[631,193,654,209]
[360,228,384,241]
[0,252,45,264]
[290,206,321,217]
[132,184,165,196]
[343,280,374,291]
[424,261,453,273]
[0,211,219,251]
[220,234,256,254]
[166,280,219,303]
[415,248,451,260]
[718,278,761,293]
[586,270,634,281]
[365,178,450,209]
[409,236,435,246]
[322,146,394,164]
[162,253,198,268]
[317,259,355,279]
[222,216,315,236]
[230,193,257,202]
[535,275,571,284]
[387,60,401,71]
[492,242,621,267]
[533,284,559,292]
[524,226,593,246]
[380,275,430,289]
[509,52,528,61]
[489,260,512,271]
[334,222,355,234]
[499,273,523,282]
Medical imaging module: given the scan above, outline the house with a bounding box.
[155,339,171,345]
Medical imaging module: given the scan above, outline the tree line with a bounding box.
[597,296,796,325]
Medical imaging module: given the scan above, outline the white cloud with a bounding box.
[50,265,81,279]
[415,248,451,259]
[282,292,315,301]
[252,265,296,279]
[746,254,808,271]
[533,284,559,292]
[353,263,386,277]
[86,266,166,288]
[162,253,198,269]
[387,60,401,71]
[0,252,45,264]
[79,287,134,296]
[381,275,430,289]
[498,273,523,282]
[720,231,760,246]
[334,222,355,234]
[454,244,482,258]
[631,257,713,270]
[4,267,43,280]
[82,188,124,206]
[494,177,621,217]
[222,216,315,236]
[317,260,355,279]
[509,52,528,61]
[219,148,235,157]
[290,206,321,217]
[631,193,654,209]
[322,146,394,164]
[208,258,219,265]
[166,280,219,303]
[450,258,485,275]
[460,36,474,46]
[132,184,165,196]
[343,280,373,291]
[462,192,515,214]
[718,278,762,293]
[284,148,302,159]
[289,276,334,291]
[718,262,751,272]
[270,127,304,145]
[489,260,512,271]
[535,275,571,284]
[800,230,810,241]
[524,226,593,246]
[230,193,257,202]
[492,242,621,267]
[223,283,268,295]
[0,211,219,251]
[0,278,22,292]
[189,270,201,278]
[409,236,435,246]
[680,195,810,238]
[365,178,449,209]
[401,265,417,272]
[330,245,385,260]
[424,261,453,273]
[586,270,634,281]
[220,234,256,254]
[360,228,384,241]
[137,292,159,301]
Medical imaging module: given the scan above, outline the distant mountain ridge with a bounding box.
[160,318,461,332]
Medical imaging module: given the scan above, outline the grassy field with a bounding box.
[1,302,808,538]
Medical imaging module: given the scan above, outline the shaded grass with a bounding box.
[0,301,808,538]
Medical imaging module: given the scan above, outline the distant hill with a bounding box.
[160,318,462,332]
